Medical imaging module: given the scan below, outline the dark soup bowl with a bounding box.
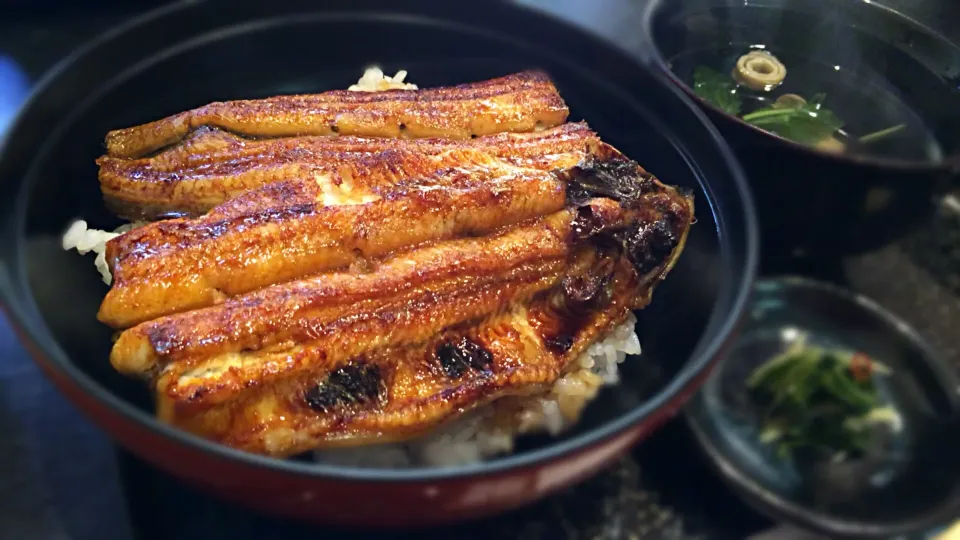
[642,0,960,263]
[0,0,757,528]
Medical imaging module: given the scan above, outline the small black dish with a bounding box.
[686,276,960,538]
[641,0,960,261]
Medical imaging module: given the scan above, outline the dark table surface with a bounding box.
[1,2,958,539]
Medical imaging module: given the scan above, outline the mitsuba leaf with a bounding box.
[742,100,843,146]
[693,66,742,115]
[746,341,889,461]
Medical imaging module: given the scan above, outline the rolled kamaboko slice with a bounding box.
[97,157,568,328]
[103,70,569,159]
[158,258,641,457]
[98,122,599,220]
[113,201,632,403]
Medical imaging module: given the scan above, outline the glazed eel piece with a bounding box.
[98,154,569,328]
[109,149,694,380]
[158,219,683,456]
[103,70,569,160]
[114,201,631,393]
[111,210,584,378]
[161,264,641,456]
[110,152,693,457]
[98,122,599,221]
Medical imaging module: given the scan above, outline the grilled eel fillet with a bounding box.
[162,256,645,456]
[107,148,694,456]
[98,122,599,221]
[103,70,568,160]
[99,153,573,328]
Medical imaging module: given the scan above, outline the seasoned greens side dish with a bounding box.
[747,338,900,461]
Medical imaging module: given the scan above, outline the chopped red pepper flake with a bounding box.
[850,352,873,382]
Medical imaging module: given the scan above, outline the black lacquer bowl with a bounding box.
[642,0,960,262]
[688,277,960,538]
[0,0,757,527]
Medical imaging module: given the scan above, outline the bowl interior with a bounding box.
[688,276,960,535]
[1,3,754,477]
[645,0,960,165]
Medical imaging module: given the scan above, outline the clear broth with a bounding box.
[669,44,943,162]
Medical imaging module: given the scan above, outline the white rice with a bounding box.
[61,220,146,284]
[313,313,642,468]
[347,67,418,92]
[62,67,643,468]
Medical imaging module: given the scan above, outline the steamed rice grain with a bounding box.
[348,67,418,92]
[61,220,146,284]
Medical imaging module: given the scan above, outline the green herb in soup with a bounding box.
[690,50,911,155]
[742,94,843,147]
[693,66,741,115]
[747,338,900,461]
[859,123,907,144]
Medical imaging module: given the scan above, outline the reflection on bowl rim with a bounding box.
[686,275,960,538]
[639,0,960,174]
